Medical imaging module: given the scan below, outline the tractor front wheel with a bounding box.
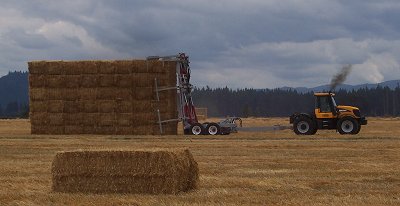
[337,117,359,135]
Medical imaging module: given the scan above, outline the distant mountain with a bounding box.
[280,80,400,93]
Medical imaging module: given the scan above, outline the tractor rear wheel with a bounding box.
[337,117,359,135]
[293,117,315,135]
[190,123,204,135]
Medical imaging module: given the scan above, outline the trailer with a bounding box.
[149,53,241,135]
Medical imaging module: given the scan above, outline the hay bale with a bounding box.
[64,113,82,125]
[80,61,98,74]
[45,125,65,134]
[64,62,83,75]
[83,126,96,134]
[133,125,157,135]
[81,113,98,126]
[98,100,115,113]
[115,74,132,87]
[114,60,133,74]
[152,100,177,113]
[64,125,84,134]
[81,75,98,88]
[132,113,156,126]
[115,101,132,113]
[64,89,80,101]
[29,74,46,88]
[64,75,81,88]
[48,113,64,126]
[115,88,132,100]
[79,88,97,100]
[47,100,64,113]
[46,61,65,75]
[132,61,149,73]
[132,73,152,87]
[30,88,47,101]
[115,126,133,135]
[28,61,48,74]
[98,61,115,74]
[46,75,66,88]
[64,101,80,113]
[30,100,47,112]
[30,112,48,125]
[97,88,116,100]
[31,124,47,134]
[98,113,115,126]
[47,88,64,100]
[116,113,132,126]
[80,100,98,113]
[195,108,208,120]
[98,74,115,87]
[96,126,115,134]
[51,149,199,194]
[134,87,155,100]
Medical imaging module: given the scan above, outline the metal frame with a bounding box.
[151,53,241,135]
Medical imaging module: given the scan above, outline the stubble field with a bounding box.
[0,117,399,205]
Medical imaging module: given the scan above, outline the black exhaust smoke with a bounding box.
[329,64,352,91]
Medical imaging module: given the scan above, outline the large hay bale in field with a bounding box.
[51,149,199,194]
[29,59,178,135]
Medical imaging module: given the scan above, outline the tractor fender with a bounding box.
[290,113,315,124]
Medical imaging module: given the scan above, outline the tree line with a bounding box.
[192,86,400,117]
[0,102,29,118]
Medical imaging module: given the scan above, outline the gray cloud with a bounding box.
[1,0,400,87]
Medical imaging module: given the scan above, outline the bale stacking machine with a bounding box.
[148,53,241,135]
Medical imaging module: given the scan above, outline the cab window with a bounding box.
[318,96,333,113]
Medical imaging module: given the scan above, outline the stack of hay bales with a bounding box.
[29,60,178,135]
[52,149,199,194]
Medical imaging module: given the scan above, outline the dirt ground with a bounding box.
[0,117,399,205]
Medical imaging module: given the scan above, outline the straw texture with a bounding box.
[51,149,199,194]
[29,60,178,135]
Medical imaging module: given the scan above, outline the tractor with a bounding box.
[290,92,367,135]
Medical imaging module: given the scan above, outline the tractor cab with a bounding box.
[314,93,338,118]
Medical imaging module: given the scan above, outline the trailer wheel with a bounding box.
[190,123,204,135]
[337,117,359,135]
[206,123,220,135]
[293,117,315,135]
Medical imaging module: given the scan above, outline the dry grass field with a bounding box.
[0,117,399,205]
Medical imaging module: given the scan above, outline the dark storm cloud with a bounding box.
[1,0,400,87]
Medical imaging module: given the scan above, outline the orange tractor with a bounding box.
[290,92,367,135]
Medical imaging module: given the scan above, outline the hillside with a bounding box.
[0,71,29,117]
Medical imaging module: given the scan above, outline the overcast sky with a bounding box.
[1,0,400,88]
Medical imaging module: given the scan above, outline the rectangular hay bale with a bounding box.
[30,88,47,101]
[51,149,199,194]
[98,100,115,113]
[30,100,47,112]
[80,100,98,113]
[47,100,64,113]
[28,61,48,74]
[29,74,46,88]
[81,75,98,88]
